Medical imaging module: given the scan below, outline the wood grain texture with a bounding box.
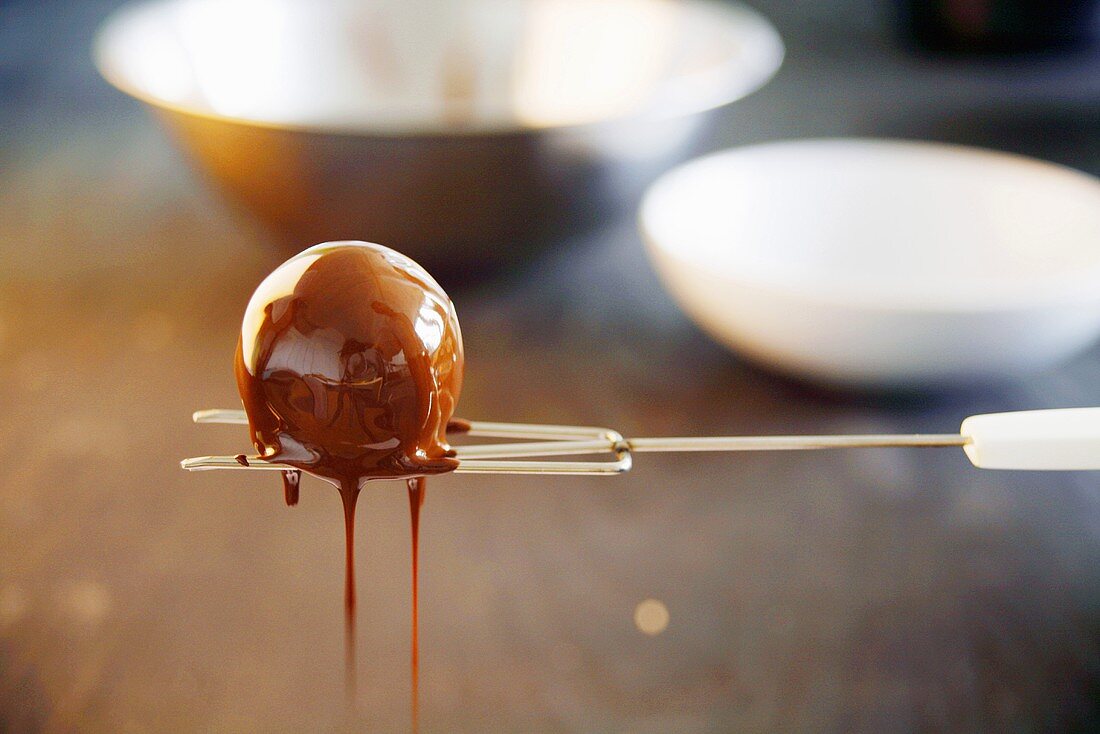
[2,1,1100,731]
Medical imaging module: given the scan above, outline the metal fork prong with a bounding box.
[181,439,620,467]
[193,409,248,425]
[191,409,622,443]
[180,455,285,471]
[462,421,623,441]
[180,452,632,476]
[454,454,632,475]
[453,439,614,460]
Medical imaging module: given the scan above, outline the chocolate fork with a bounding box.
[181,406,1100,476]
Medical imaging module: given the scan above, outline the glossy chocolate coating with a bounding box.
[235,241,463,486]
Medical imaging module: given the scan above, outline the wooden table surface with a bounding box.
[3,1,1100,732]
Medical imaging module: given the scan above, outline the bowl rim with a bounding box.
[92,0,784,138]
[639,137,1100,314]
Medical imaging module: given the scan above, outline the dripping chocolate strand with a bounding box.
[340,480,361,705]
[232,243,464,712]
[446,417,472,435]
[282,470,301,506]
[407,476,426,733]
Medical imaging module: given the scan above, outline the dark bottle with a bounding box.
[901,0,1100,53]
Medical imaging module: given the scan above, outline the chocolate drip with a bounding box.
[407,476,426,733]
[445,417,473,435]
[340,480,360,703]
[232,242,464,709]
[282,470,301,506]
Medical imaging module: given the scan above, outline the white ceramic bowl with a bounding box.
[640,139,1100,386]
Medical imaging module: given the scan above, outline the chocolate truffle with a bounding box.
[235,241,463,485]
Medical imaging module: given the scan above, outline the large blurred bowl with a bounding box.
[94,0,783,271]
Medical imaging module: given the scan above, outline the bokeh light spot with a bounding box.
[634,598,669,636]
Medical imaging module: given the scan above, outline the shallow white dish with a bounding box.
[640,139,1100,386]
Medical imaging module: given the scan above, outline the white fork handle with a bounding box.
[961,408,1100,470]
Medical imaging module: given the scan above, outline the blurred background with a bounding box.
[3,0,1100,731]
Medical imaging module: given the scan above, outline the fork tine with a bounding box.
[454,455,631,475]
[191,409,623,443]
[179,452,631,476]
[180,455,285,471]
[192,409,248,425]
[185,409,630,476]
